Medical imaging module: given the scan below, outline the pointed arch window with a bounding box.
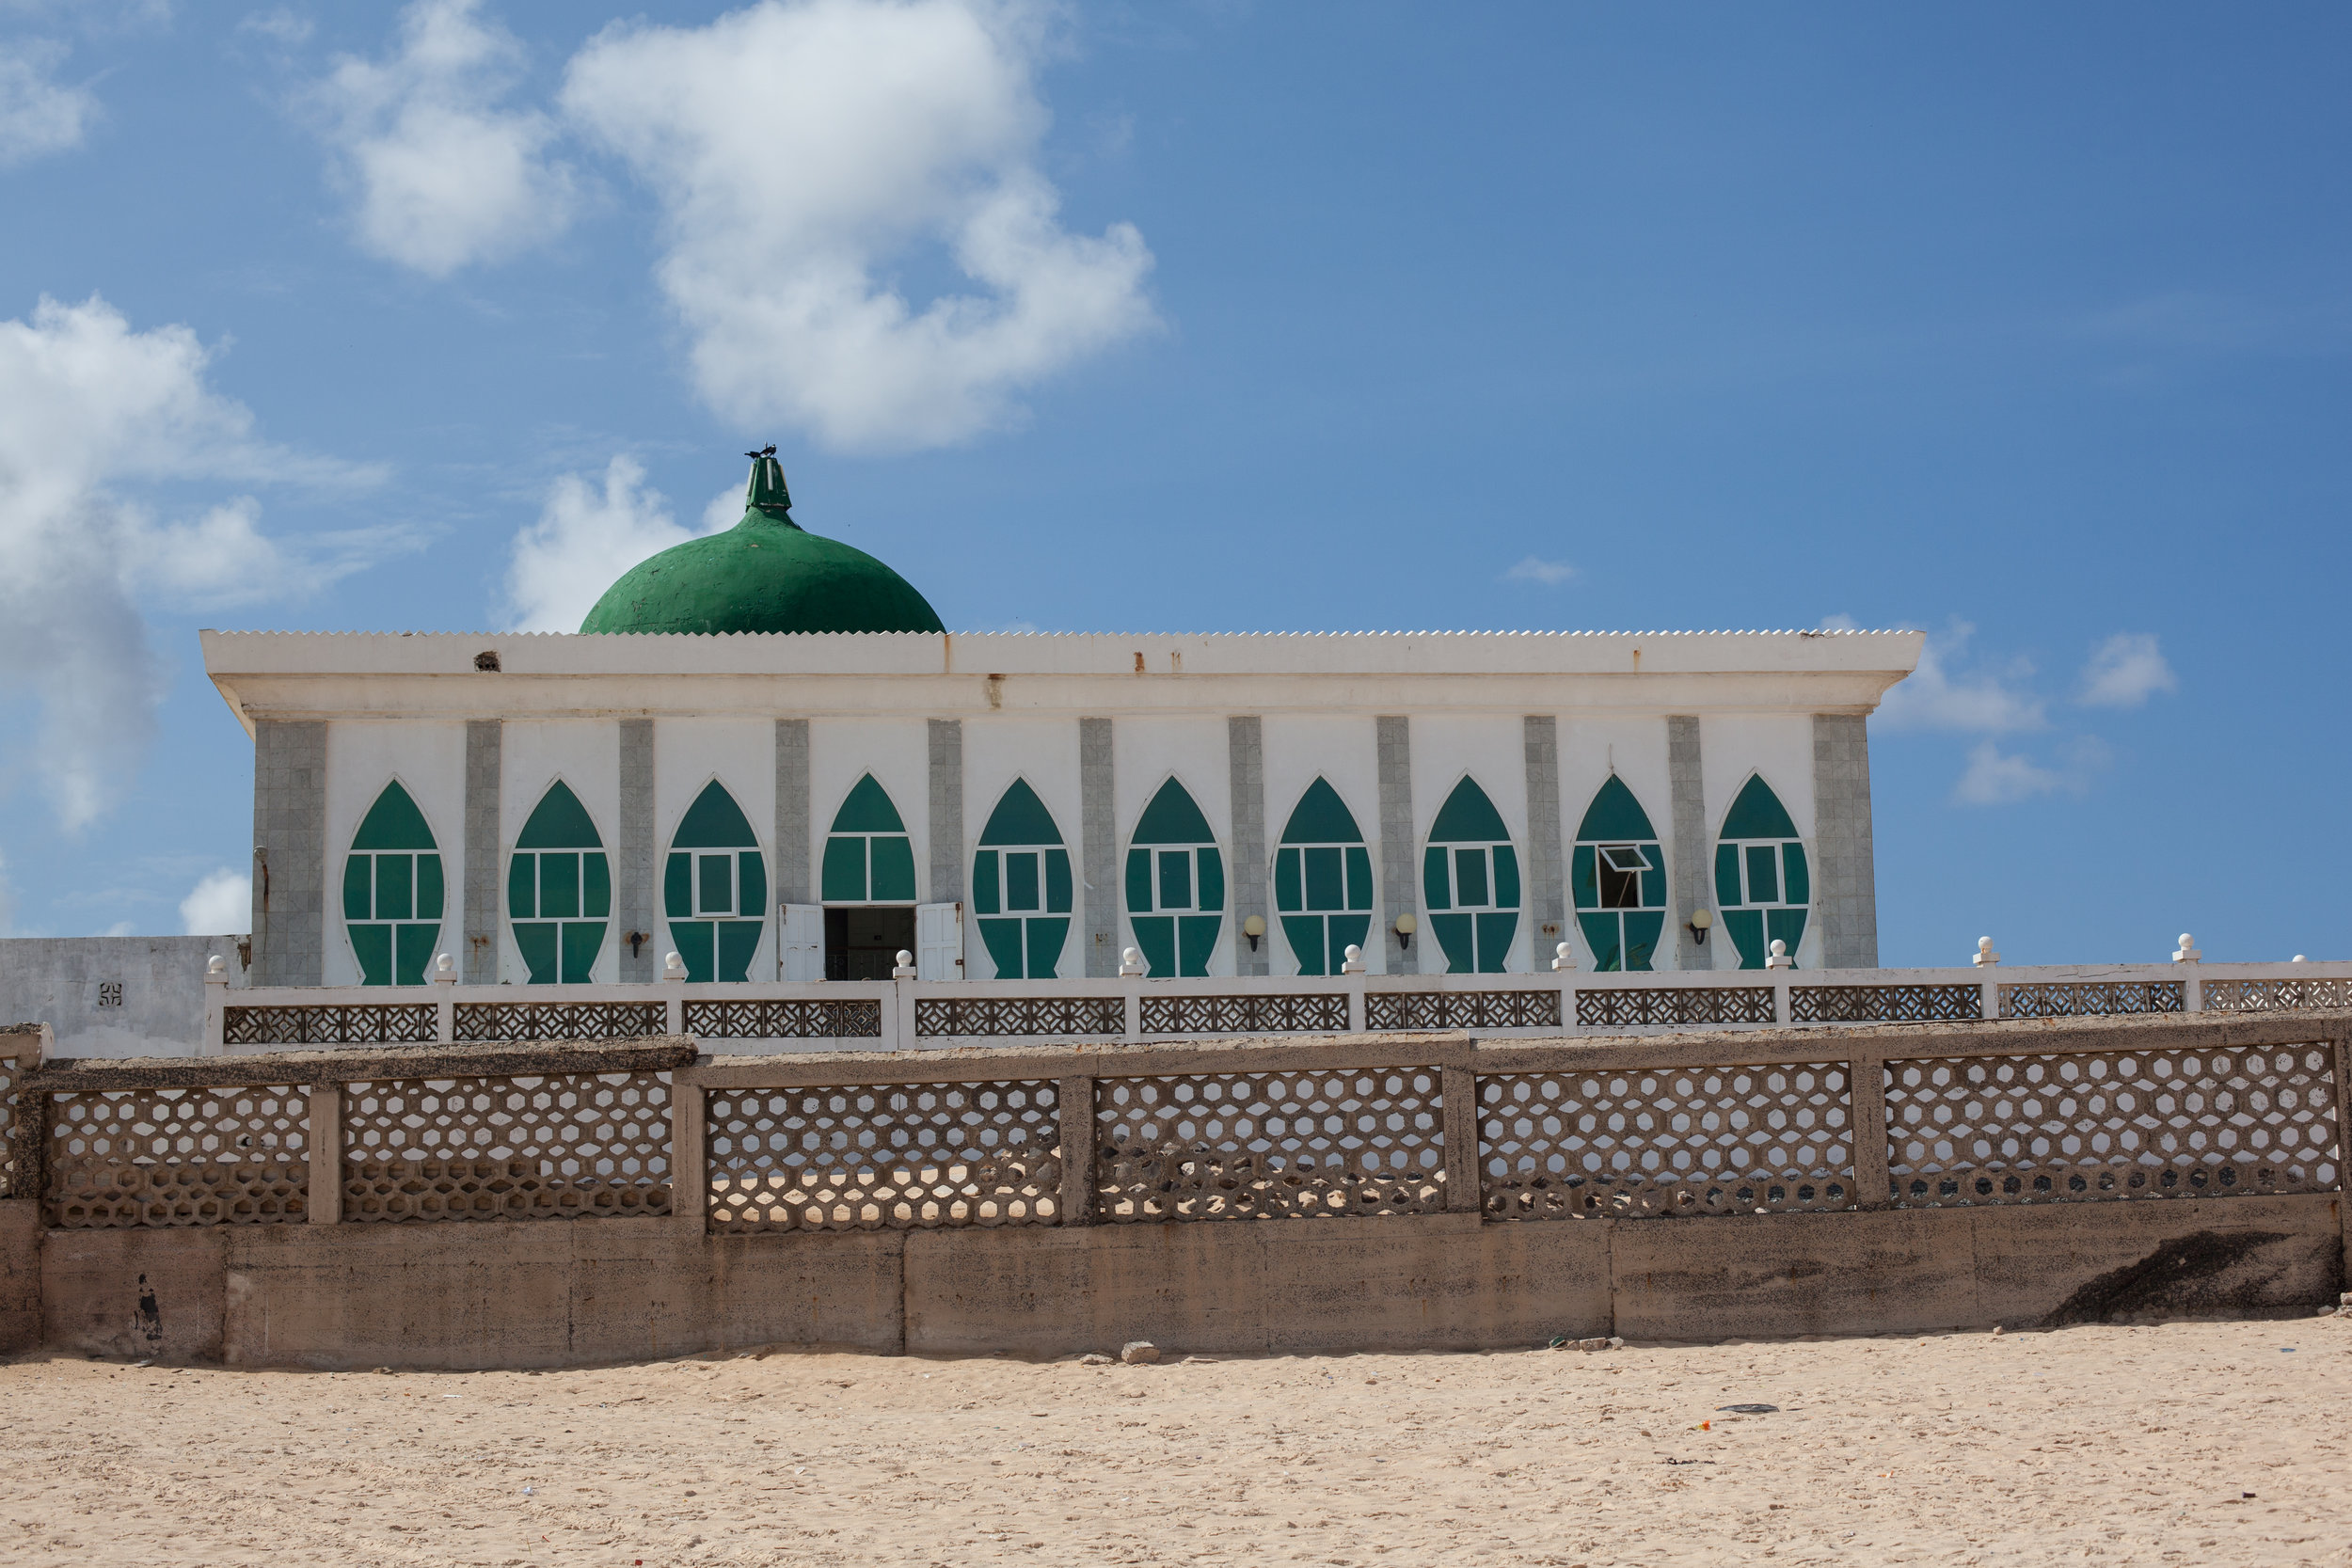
[1275,778,1373,976]
[508,782,610,984]
[972,780,1072,978]
[1422,777,1519,974]
[664,781,768,983]
[1714,774,1809,970]
[821,774,917,904]
[1571,775,1666,972]
[1125,778,1224,976]
[342,781,443,987]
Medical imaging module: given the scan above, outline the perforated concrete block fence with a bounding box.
[48,1085,310,1227]
[2201,979,2352,1015]
[453,1002,665,1043]
[342,1072,673,1222]
[0,1041,24,1199]
[223,1004,436,1047]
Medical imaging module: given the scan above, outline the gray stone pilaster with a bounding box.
[616,719,656,983]
[928,719,963,904]
[1522,716,1565,962]
[1080,717,1117,976]
[1375,716,1416,973]
[1228,716,1267,976]
[1667,716,1710,970]
[250,720,326,987]
[462,720,501,984]
[774,719,811,906]
[1812,713,1880,970]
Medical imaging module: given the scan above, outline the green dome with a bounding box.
[579,453,945,636]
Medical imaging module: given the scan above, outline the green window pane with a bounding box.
[1429,777,1509,844]
[675,780,757,848]
[1344,847,1374,911]
[1637,845,1664,911]
[870,835,915,901]
[1197,848,1224,914]
[349,924,393,987]
[1454,847,1489,909]
[509,852,537,919]
[972,849,1001,916]
[978,780,1062,847]
[416,854,444,920]
[1622,910,1664,972]
[1433,912,1475,974]
[1422,846,1452,911]
[1274,847,1302,912]
[831,774,906,834]
[514,923,560,985]
[1280,779,1362,846]
[739,850,767,916]
[1157,849,1191,912]
[1282,914,1327,975]
[344,855,373,922]
[1024,916,1069,979]
[1574,775,1658,843]
[979,917,1025,978]
[1327,913,1371,974]
[1005,852,1041,912]
[516,782,601,849]
[699,853,734,914]
[1570,845,1597,911]
[1045,848,1073,914]
[562,922,604,984]
[1767,908,1808,963]
[1474,912,1518,974]
[1177,914,1220,977]
[1578,911,1623,973]
[1303,847,1343,911]
[1722,775,1800,842]
[1745,844,1779,906]
[821,836,868,902]
[582,853,612,918]
[1714,844,1740,908]
[1493,845,1520,909]
[664,852,691,918]
[1723,909,1767,970]
[352,781,436,851]
[1125,848,1152,913]
[1782,843,1810,906]
[395,923,437,987]
[717,920,763,983]
[539,852,580,920]
[1132,914,1175,977]
[671,921,714,984]
[1134,777,1214,846]
[374,855,414,923]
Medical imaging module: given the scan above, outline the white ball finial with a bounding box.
[2171,933,2201,963]
[1119,946,1146,976]
[205,954,226,976]
[1765,937,1794,969]
[1551,941,1575,974]
[1974,936,2000,967]
[893,948,918,979]
[1340,943,1367,974]
[2179,933,2194,950]
[663,951,686,979]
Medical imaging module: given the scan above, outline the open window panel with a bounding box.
[1597,845,1648,909]
[825,906,915,981]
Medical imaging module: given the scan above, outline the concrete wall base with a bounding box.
[16,1195,2344,1370]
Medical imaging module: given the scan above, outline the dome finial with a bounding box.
[743,444,790,515]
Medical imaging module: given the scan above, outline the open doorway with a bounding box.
[826,907,915,980]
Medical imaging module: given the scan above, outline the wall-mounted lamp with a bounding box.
[1242,914,1266,952]
[1392,911,1418,950]
[1686,907,1714,944]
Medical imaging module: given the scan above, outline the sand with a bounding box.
[5,1315,2349,1566]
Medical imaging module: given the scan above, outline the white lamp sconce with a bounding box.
[1393,911,1418,950]
[1973,937,2000,968]
[1242,914,1266,952]
[1686,907,1713,945]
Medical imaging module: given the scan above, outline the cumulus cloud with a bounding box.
[1875,620,2044,733]
[0,294,400,830]
[1952,736,2108,807]
[0,38,97,166]
[2078,632,2177,709]
[1503,556,1576,586]
[311,0,576,277]
[503,455,728,632]
[562,0,1156,451]
[179,868,252,934]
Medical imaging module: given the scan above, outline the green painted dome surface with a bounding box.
[579,455,945,636]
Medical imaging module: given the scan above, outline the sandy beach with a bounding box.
[6,1315,2348,1567]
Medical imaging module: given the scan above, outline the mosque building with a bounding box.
[202,452,1922,995]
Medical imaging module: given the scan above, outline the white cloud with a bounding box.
[239,8,314,46]
[1817,612,1859,631]
[0,293,398,830]
[1875,620,2044,733]
[503,455,727,633]
[312,0,576,277]
[1952,736,2108,807]
[562,0,1156,451]
[2078,632,2176,709]
[1503,556,1576,586]
[179,868,251,934]
[0,38,97,166]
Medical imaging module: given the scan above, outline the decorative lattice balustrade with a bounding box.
[914,996,1125,1037]
[1479,1063,1854,1219]
[1136,993,1349,1036]
[1576,986,1776,1029]
[453,1002,665,1042]
[223,1004,437,1047]
[1788,984,1983,1024]
[342,1072,672,1222]
[1998,981,2185,1020]
[684,998,883,1040]
[46,1086,310,1227]
[1884,1046,2342,1206]
[704,1081,1061,1232]
[2201,978,2352,1014]
[1094,1069,1445,1221]
[1365,990,1562,1032]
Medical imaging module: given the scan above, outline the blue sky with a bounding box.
[0,1,2344,964]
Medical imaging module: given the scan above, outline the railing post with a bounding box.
[1846,1053,1889,1210]
[2175,933,2203,1012]
[308,1084,342,1225]
[432,954,456,1043]
[662,952,686,1036]
[1343,944,1368,1031]
[1772,976,1792,1025]
[1441,1063,1482,1214]
[1120,948,1143,1041]
[1980,977,2001,1021]
[1057,1073,1096,1226]
[670,1066,706,1233]
[1551,942,1577,1036]
[203,958,229,1055]
[893,951,919,1051]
